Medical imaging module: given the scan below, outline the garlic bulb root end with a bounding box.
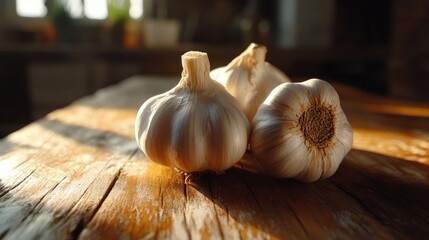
[251,79,353,182]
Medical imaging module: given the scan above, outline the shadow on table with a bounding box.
[0,138,38,157]
[0,139,17,157]
[76,76,178,110]
[36,119,137,156]
[329,149,429,239]
[0,180,57,238]
[186,164,306,238]
[1,117,137,158]
[185,149,429,239]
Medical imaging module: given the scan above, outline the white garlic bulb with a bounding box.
[210,43,290,122]
[135,51,250,173]
[250,79,353,182]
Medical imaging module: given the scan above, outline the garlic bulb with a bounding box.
[250,79,353,182]
[135,51,250,173]
[210,43,290,122]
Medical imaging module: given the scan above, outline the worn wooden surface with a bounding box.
[1,76,428,239]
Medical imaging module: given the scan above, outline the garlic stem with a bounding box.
[180,51,211,92]
[228,43,266,74]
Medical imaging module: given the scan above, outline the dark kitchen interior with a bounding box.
[0,0,428,138]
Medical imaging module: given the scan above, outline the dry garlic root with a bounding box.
[135,51,250,173]
[250,79,353,182]
[210,43,290,122]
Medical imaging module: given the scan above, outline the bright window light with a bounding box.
[130,0,143,19]
[68,0,84,18]
[84,0,108,19]
[16,0,47,17]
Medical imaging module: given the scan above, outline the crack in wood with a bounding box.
[154,181,162,240]
[182,212,192,240]
[183,175,188,204]
[158,181,164,209]
[335,161,429,225]
[242,178,267,222]
[0,169,36,199]
[225,205,230,224]
[238,231,244,240]
[7,156,33,173]
[182,174,192,240]
[282,198,309,236]
[329,180,386,225]
[11,175,68,234]
[207,177,225,239]
[0,228,10,239]
[30,176,68,215]
[70,148,138,239]
[71,165,125,240]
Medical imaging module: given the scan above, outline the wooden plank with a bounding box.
[78,152,189,239]
[349,112,429,164]
[79,152,404,239]
[0,76,428,239]
[0,76,178,239]
[331,83,429,164]
[0,105,138,238]
[237,155,401,239]
[330,150,429,239]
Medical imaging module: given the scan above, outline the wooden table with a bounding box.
[1,76,428,239]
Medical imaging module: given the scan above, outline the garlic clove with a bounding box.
[250,79,353,182]
[135,51,250,173]
[263,82,311,119]
[210,43,290,122]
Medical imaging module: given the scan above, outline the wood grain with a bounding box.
[0,76,428,239]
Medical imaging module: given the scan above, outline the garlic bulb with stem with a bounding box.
[250,79,353,182]
[135,51,250,173]
[210,43,290,122]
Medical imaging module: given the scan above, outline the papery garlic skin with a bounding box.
[135,51,250,173]
[250,79,353,182]
[210,43,290,122]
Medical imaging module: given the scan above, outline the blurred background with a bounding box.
[0,0,428,137]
